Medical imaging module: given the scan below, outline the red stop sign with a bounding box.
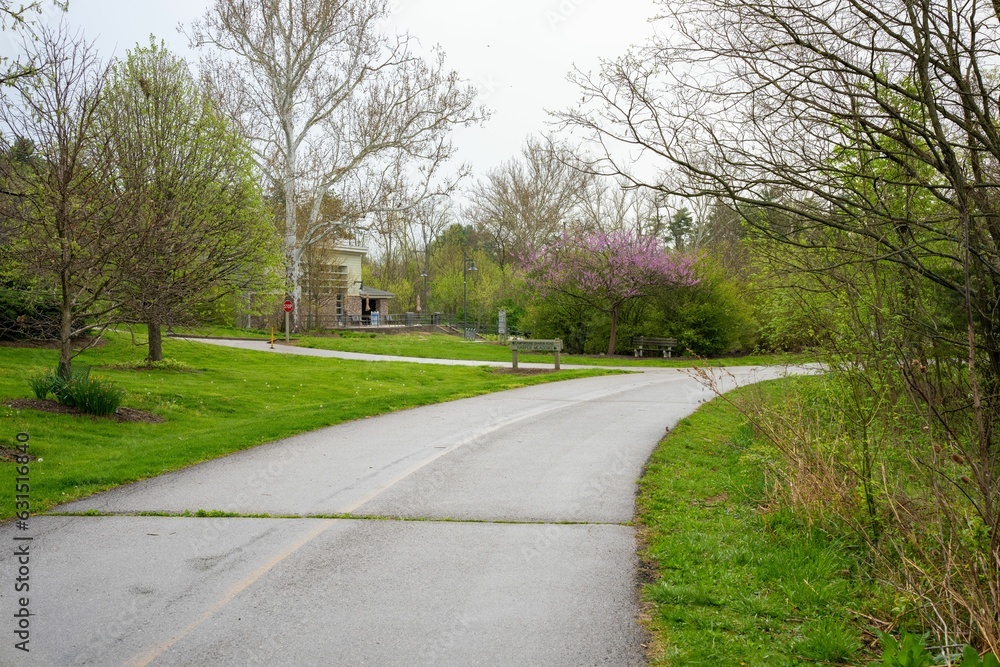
[283,300,293,313]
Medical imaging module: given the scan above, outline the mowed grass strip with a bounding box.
[0,334,613,520]
[637,378,882,666]
[295,331,813,368]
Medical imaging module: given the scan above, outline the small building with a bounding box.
[355,286,395,325]
[302,243,395,328]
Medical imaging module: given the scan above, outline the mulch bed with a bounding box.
[3,398,164,423]
[0,336,107,350]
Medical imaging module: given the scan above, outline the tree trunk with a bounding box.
[291,263,302,333]
[607,306,619,356]
[58,291,73,380]
[284,126,300,334]
[147,320,163,362]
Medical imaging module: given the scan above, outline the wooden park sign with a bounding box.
[510,339,562,370]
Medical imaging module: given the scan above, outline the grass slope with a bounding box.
[638,378,883,666]
[0,335,611,520]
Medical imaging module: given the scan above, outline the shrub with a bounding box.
[738,373,1000,654]
[27,365,90,400]
[28,366,124,416]
[26,370,59,399]
[54,375,125,416]
[651,260,759,357]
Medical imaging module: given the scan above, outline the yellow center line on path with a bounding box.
[127,519,336,667]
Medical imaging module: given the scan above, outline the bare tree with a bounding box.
[0,24,125,378]
[186,0,485,330]
[465,136,588,269]
[0,0,67,86]
[574,174,658,236]
[560,0,1000,343]
[407,197,452,312]
[558,0,1000,647]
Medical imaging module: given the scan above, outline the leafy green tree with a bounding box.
[99,40,282,361]
[651,256,758,356]
[0,25,127,379]
[668,207,693,251]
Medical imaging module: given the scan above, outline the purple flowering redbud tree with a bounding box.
[525,229,699,355]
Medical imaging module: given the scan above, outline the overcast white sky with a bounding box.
[26,0,660,185]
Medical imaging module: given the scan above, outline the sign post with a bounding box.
[283,299,293,343]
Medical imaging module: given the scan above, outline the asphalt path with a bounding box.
[0,341,804,666]
[176,337,633,369]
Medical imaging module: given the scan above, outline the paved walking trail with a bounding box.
[0,340,803,666]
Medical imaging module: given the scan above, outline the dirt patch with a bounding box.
[690,492,729,509]
[3,398,164,423]
[0,446,36,462]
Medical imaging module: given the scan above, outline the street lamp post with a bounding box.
[420,269,428,316]
[420,248,429,319]
[462,249,477,332]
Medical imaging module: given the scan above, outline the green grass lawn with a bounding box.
[637,377,885,666]
[293,331,813,368]
[0,334,612,520]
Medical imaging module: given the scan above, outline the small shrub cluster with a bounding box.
[27,371,58,400]
[27,367,125,416]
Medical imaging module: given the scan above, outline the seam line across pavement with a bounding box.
[44,511,631,526]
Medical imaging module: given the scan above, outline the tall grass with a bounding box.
[720,370,1000,656]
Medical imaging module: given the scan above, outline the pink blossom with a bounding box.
[524,229,699,354]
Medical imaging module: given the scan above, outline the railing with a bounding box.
[298,312,463,330]
[243,310,523,336]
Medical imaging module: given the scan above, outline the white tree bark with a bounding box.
[187,0,486,330]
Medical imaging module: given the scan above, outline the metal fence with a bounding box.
[236,308,523,338]
[292,311,461,330]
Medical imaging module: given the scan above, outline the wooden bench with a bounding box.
[633,336,677,358]
[510,339,562,370]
